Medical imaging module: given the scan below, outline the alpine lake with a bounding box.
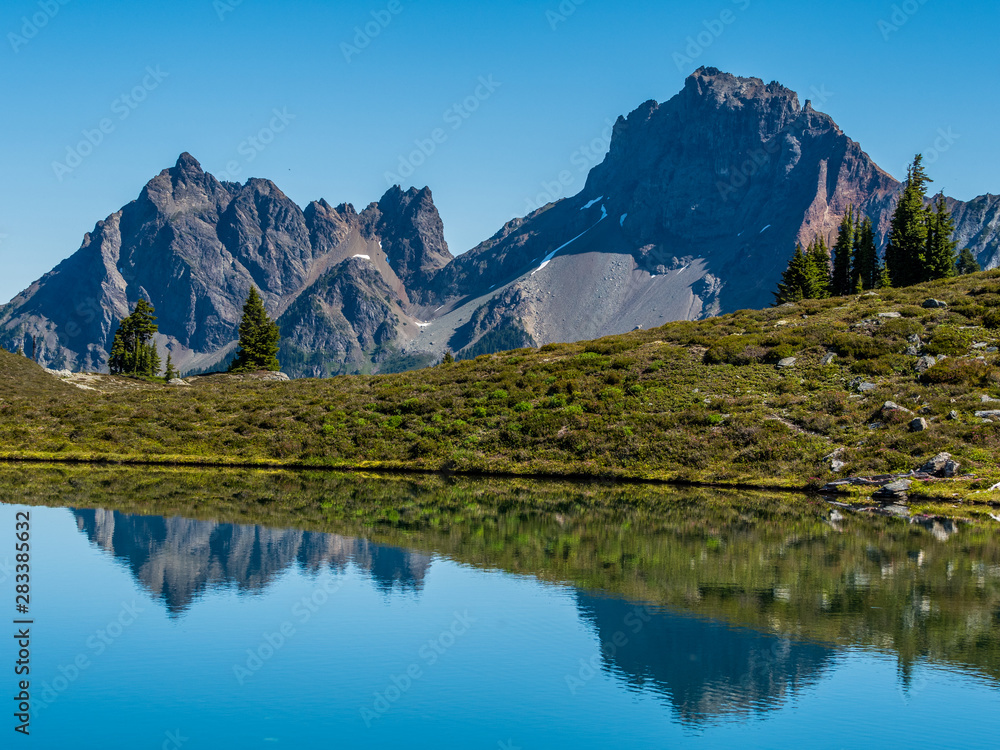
[2,465,998,749]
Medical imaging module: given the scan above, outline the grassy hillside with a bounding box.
[4,271,1000,503]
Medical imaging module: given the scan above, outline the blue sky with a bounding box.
[1,0,997,303]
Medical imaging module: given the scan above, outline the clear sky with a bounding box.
[2,0,997,303]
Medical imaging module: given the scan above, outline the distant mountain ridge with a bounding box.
[3,67,998,376]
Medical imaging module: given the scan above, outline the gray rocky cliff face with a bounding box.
[945,194,1000,268]
[360,186,453,306]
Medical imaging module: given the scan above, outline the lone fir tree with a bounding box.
[852,215,880,291]
[831,206,855,296]
[108,299,161,377]
[956,247,981,275]
[924,194,958,280]
[229,287,281,373]
[885,155,932,288]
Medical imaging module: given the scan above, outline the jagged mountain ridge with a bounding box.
[0,153,453,375]
[3,67,998,377]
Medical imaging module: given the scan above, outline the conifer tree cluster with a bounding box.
[773,238,832,304]
[884,155,960,286]
[229,287,281,373]
[774,155,976,305]
[108,299,161,377]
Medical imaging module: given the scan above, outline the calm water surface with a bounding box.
[1,468,998,748]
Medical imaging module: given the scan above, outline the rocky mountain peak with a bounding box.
[684,67,801,112]
[173,151,204,174]
[360,184,452,304]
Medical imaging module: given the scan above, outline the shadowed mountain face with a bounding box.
[71,509,432,615]
[3,68,998,375]
[574,592,832,725]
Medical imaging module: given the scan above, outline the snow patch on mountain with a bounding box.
[532,207,609,276]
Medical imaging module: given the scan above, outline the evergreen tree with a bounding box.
[164,352,177,381]
[852,216,879,290]
[885,155,932,288]
[831,206,855,296]
[956,247,981,275]
[15,345,23,357]
[878,264,892,289]
[108,299,160,377]
[230,287,281,373]
[773,238,831,304]
[806,237,832,298]
[923,194,958,280]
[773,245,811,304]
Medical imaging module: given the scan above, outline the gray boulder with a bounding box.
[882,401,913,415]
[874,480,911,501]
[915,355,937,373]
[922,298,948,309]
[776,357,797,368]
[920,452,959,477]
[909,418,928,432]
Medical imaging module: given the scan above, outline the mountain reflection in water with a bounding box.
[575,592,832,725]
[72,509,432,615]
[70,507,838,723]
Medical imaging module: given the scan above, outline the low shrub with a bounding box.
[921,358,993,386]
[925,326,972,356]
